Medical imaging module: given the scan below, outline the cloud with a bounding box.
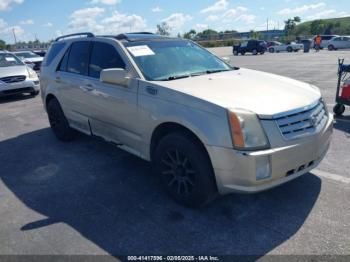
[19,19,34,25]
[42,22,53,27]
[278,2,326,15]
[200,0,228,14]
[0,19,25,42]
[306,9,337,20]
[237,6,248,12]
[235,14,256,24]
[162,13,192,30]
[89,0,121,5]
[68,7,105,32]
[0,0,24,11]
[206,15,219,22]
[102,11,147,33]
[196,23,208,30]
[151,6,163,12]
[66,7,147,35]
[223,9,237,19]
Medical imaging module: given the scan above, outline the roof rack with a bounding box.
[55,32,95,42]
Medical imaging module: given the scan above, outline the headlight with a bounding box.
[228,109,270,150]
[27,67,38,79]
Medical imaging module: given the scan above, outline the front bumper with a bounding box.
[0,78,40,97]
[207,115,333,195]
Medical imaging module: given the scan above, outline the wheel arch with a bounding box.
[150,122,210,163]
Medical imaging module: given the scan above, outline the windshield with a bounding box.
[124,40,232,81]
[14,52,40,59]
[0,53,24,67]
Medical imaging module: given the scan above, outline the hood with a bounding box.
[0,65,28,78]
[156,68,321,118]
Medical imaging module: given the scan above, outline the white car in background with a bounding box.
[268,41,304,53]
[13,51,43,72]
[0,51,40,97]
[328,36,350,50]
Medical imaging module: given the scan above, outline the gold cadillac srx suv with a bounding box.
[40,33,333,207]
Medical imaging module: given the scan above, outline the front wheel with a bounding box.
[333,104,345,116]
[252,49,258,55]
[287,47,293,52]
[154,133,218,207]
[233,50,238,56]
[269,48,275,53]
[328,45,335,51]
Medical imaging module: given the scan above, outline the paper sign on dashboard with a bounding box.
[127,45,155,57]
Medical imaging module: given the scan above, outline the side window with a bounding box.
[43,42,66,67]
[67,41,90,75]
[58,47,70,72]
[89,42,126,79]
[334,37,341,41]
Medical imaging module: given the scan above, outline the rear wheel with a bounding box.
[269,48,275,53]
[233,50,238,56]
[47,98,76,142]
[333,104,345,116]
[328,45,335,51]
[252,49,258,55]
[241,51,245,56]
[287,46,293,52]
[154,133,217,207]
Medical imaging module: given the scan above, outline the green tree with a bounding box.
[156,22,171,36]
[0,39,6,50]
[250,30,260,39]
[284,16,301,36]
[183,29,197,39]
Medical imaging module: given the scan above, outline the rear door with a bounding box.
[55,41,92,134]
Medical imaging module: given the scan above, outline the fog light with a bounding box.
[256,156,271,181]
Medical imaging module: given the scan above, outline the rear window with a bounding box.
[43,42,66,66]
[67,41,90,75]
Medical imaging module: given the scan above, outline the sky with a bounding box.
[0,0,349,43]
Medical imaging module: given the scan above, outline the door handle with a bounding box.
[80,84,94,92]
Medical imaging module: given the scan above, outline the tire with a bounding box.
[269,48,275,53]
[252,49,258,55]
[333,104,345,116]
[260,50,265,55]
[47,98,76,142]
[241,51,245,56]
[154,132,218,207]
[287,46,293,52]
[328,45,335,51]
[30,91,39,96]
[233,51,238,56]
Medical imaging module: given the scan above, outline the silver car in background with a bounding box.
[0,51,40,97]
[13,51,44,72]
[328,36,350,50]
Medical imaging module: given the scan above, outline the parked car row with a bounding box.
[0,51,40,97]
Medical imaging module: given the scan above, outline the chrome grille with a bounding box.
[0,75,26,83]
[275,101,328,140]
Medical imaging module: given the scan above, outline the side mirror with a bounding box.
[100,68,130,86]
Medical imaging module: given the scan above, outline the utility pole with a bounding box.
[12,28,17,44]
[267,18,269,31]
